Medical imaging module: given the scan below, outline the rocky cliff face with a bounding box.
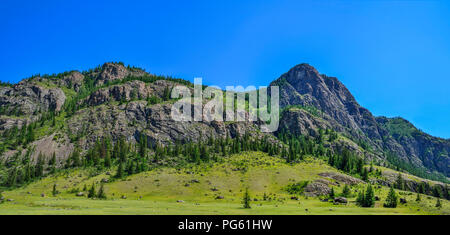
[0,62,276,162]
[272,63,450,177]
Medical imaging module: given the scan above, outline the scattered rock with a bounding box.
[76,192,84,197]
[318,172,364,185]
[400,198,407,204]
[334,197,348,204]
[304,180,331,197]
[215,196,224,200]
[41,193,45,197]
[177,200,185,203]
[290,196,299,200]
[7,199,14,202]
[121,195,127,199]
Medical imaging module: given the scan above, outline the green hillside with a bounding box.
[1,152,447,215]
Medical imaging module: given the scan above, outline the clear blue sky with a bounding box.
[1,0,449,138]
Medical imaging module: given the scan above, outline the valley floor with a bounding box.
[0,152,448,215]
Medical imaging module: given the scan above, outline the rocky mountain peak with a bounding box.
[95,62,146,86]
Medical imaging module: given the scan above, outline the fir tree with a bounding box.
[104,151,111,168]
[242,188,251,209]
[341,184,350,197]
[97,184,107,199]
[364,184,375,207]
[329,187,335,199]
[356,190,365,206]
[384,187,398,208]
[88,184,96,198]
[52,184,58,196]
[436,198,442,208]
[395,173,404,190]
[162,86,171,101]
[416,193,421,202]
[71,148,81,167]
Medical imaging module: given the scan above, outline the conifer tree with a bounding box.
[88,184,96,198]
[52,184,58,196]
[341,184,350,197]
[329,187,335,199]
[395,173,404,190]
[436,198,442,208]
[356,190,365,206]
[362,167,369,182]
[71,149,81,167]
[163,86,171,101]
[35,153,45,177]
[104,151,111,168]
[364,184,375,207]
[242,188,251,209]
[97,184,106,199]
[384,187,398,208]
[416,193,421,202]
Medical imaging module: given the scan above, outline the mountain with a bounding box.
[272,63,450,179]
[0,63,273,162]
[0,62,448,183]
[1,62,450,215]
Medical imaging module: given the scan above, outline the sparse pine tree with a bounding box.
[242,188,251,209]
[52,184,58,196]
[104,151,111,168]
[88,184,96,198]
[436,198,442,208]
[329,187,335,199]
[115,161,124,178]
[163,86,171,101]
[395,173,404,190]
[97,184,106,199]
[416,193,421,202]
[364,184,375,207]
[356,190,365,206]
[384,186,398,208]
[341,184,350,197]
[362,167,369,182]
[71,149,81,167]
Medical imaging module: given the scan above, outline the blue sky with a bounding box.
[1,0,449,138]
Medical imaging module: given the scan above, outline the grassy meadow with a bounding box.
[0,152,448,215]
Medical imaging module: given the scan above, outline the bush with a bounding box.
[285,181,309,195]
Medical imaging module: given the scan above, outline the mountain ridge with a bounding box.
[272,63,449,179]
[0,62,449,181]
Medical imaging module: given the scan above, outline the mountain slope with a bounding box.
[0,62,449,215]
[271,63,450,178]
[0,62,448,183]
[1,152,448,215]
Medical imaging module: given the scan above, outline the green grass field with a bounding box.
[0,152,448,215]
